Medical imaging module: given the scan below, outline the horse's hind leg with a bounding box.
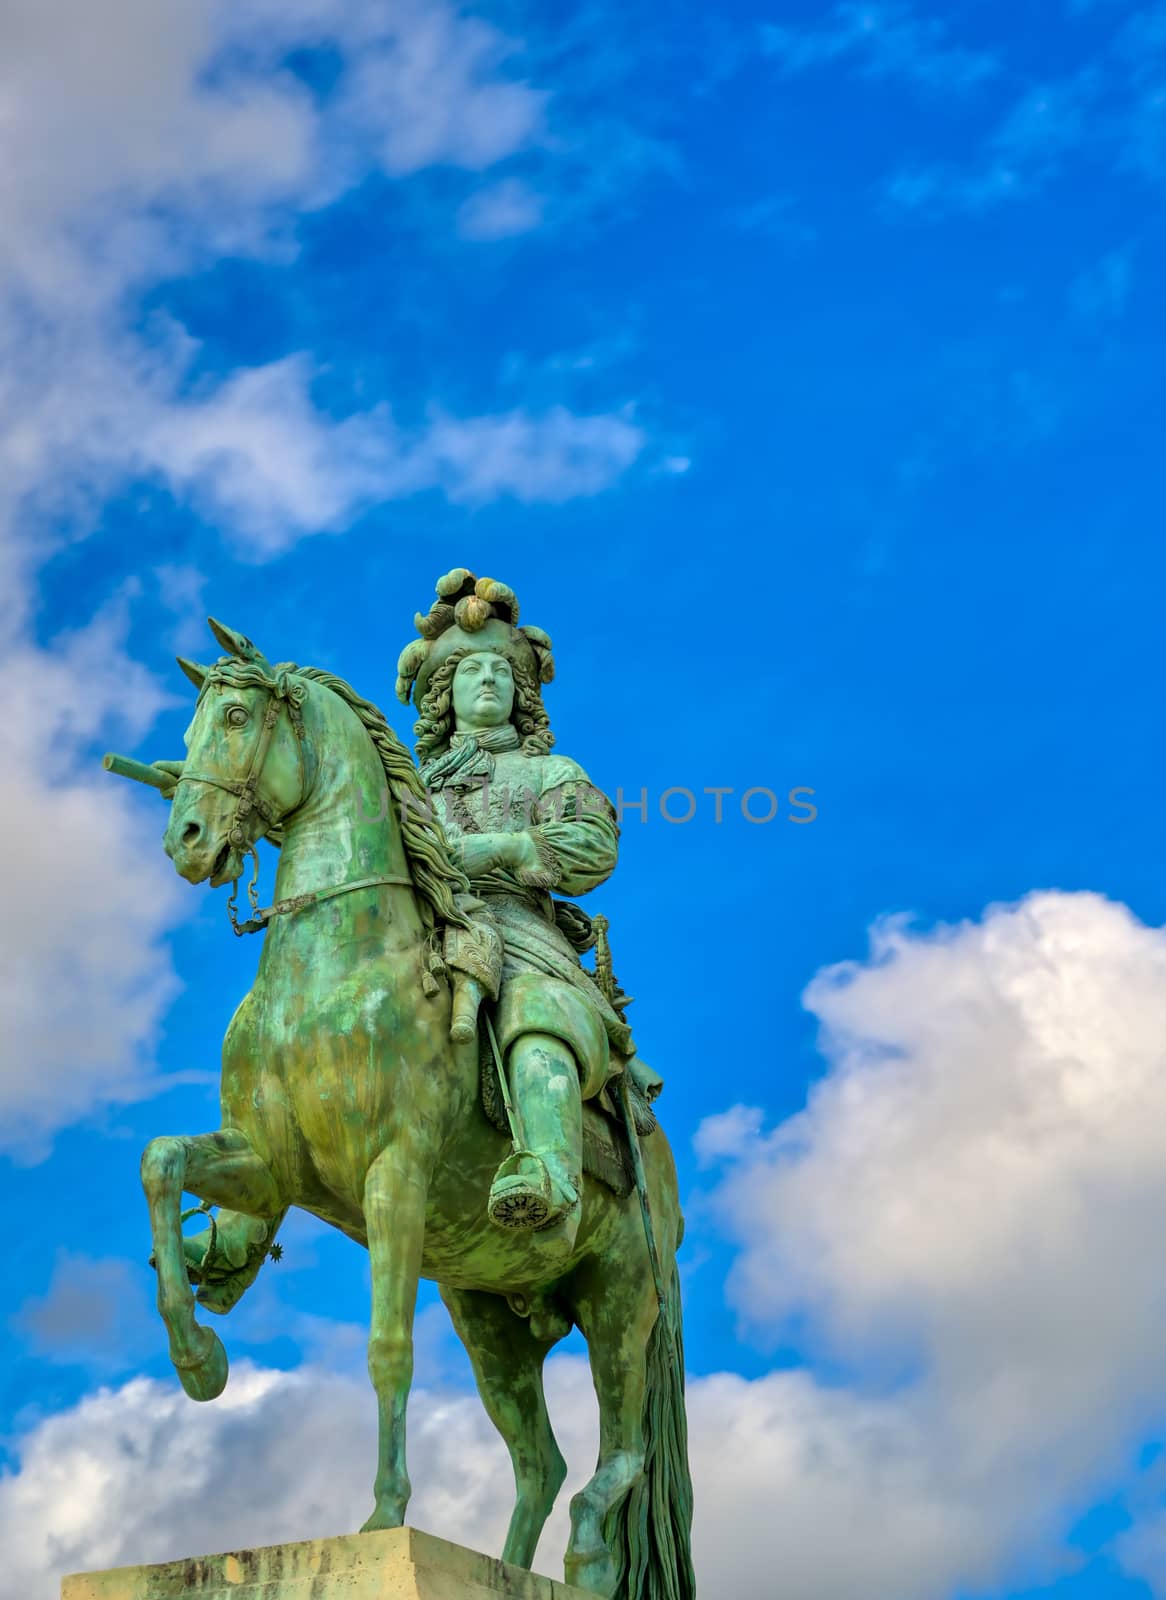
[141,1128,282,1402]
[563,1267,659,1599]
[440,1286,568,1569]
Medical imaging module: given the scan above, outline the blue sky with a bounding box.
[2,1,1166,1595]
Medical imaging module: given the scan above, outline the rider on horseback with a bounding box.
[122,599,693,1597]
[397,569,638,1239]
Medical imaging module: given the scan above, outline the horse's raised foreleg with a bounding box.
[361,1136,432,1533]
[563,1268,659,1598]
[440,1285,568,1569]
[141,1128,282,1402]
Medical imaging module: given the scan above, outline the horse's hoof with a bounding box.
[174,1325,229,1402]
[564,1548,617,1598]
[360,1507,405,1534]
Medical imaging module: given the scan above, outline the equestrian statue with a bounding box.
[104,569,695,1600]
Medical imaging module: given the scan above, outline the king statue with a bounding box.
[397,568,655,1243]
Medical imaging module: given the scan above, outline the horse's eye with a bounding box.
[226,705,249,727]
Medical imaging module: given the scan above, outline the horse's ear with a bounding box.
[176,656,209,690]
[207,616,268,665]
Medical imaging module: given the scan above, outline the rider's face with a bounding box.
[452,652,515,732]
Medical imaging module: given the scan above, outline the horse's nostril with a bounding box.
[183,822,202,845]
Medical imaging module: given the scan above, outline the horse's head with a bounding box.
[164,618,311,887]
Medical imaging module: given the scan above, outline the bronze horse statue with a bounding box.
[126,618,694,1599]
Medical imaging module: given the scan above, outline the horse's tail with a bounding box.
[605,1265,697,1600]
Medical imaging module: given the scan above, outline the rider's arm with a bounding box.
[529,759,619,897]
[456,830,557,887]
[446,759,617,893]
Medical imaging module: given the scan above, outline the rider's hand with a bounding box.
[458,831,542,880]
[500,832,543,876]
[458,832,512,877]
[150,759,185,800]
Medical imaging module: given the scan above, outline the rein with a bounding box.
[228,873,414,937]
[179,663,411,937]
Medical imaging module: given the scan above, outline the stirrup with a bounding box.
[488,1150,577,1232]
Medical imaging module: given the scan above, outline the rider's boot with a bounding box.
[180,1209,284,1314]
[488,1033,582,1241]
[449,973,484,1045]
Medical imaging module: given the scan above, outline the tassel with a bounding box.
[593,913,615,1006]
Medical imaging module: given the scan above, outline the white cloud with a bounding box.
[1,1337,1112,1600]
[884,14,1166,216]
[1116,1507,1166,1594]
[888,76,1095,215]
[0,1362,582,1597]
[418,404,646,505]
[333,3,547,178]
[698,890,1166,1598]
[0,0,318,303]
[143,363,646,556]
[0,588,188,1161]
[760,4,997,94]
[0,1352,1012,1600]
[886,81,1087,215]
[154,565,211,653]
[0,0,545,297]
[457,178,547,240]
[142,357,399,558]
[0,0,638,574]
[693,1103,765,1164]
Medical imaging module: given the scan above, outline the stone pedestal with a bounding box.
[62,1527,594,1600]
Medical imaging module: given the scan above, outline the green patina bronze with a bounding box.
[107,571,695,1600]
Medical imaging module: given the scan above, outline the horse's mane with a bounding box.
[203,655,469,932]
[293,664,470,931]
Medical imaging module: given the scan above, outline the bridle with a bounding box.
[176,664,309,934]
[178,662,409,936]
